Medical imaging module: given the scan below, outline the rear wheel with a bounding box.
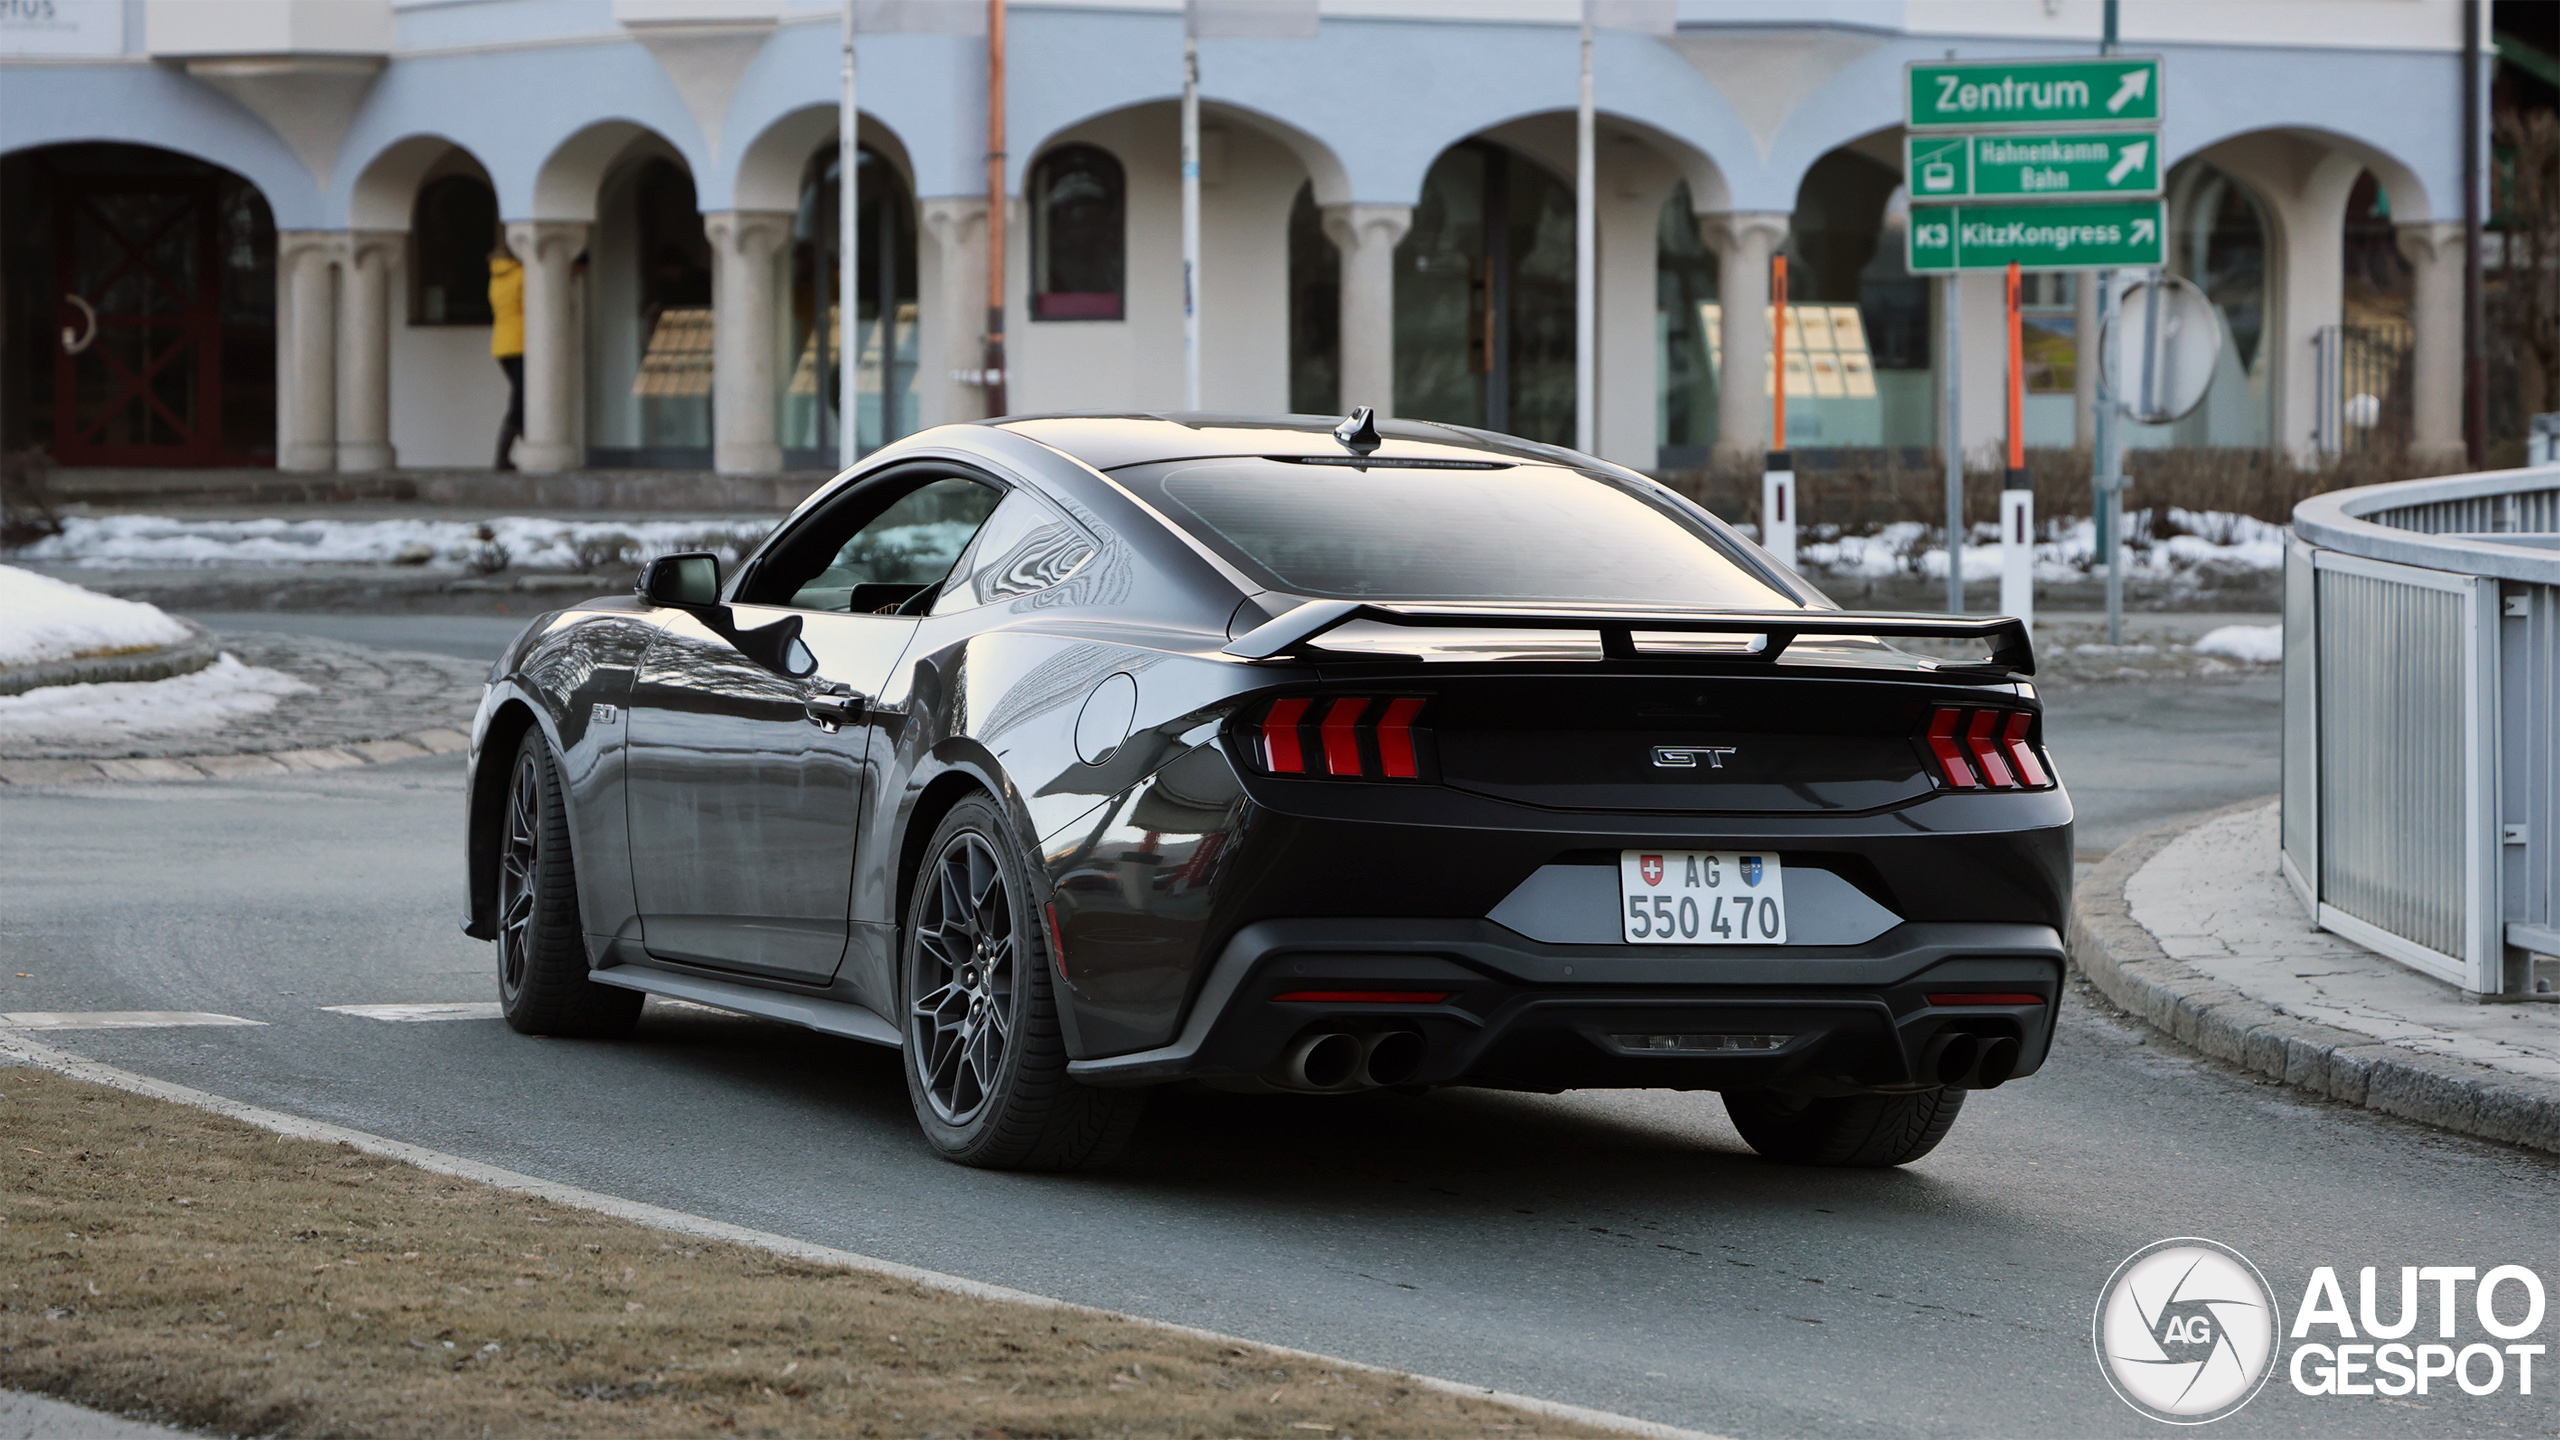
[494,729,642,1038]
[1723,1087,1964,1167]
[902,796,1144,1170]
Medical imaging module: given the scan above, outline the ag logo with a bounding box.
[1639,855,1664,886]
[2094,1238,2280,1424]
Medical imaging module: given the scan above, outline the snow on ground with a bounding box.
[6,515,778,571]
[0,563,195,668]
[1790,509,2285,583]
[2193,623,2284,663]
[0,653,311,744]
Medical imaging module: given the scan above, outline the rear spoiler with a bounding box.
[1223,600,2035,676]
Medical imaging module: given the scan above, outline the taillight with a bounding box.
[1248,696,1429,780]
[1921,706,2053,791]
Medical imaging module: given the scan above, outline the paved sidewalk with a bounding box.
[0,1388,197,1438]
[0,632,482,785]
[2072,800,2560,1154]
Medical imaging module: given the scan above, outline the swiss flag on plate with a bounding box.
[1640,855,1664,886]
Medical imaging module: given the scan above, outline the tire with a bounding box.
[494,728,643,1039]
[901,795,1144,1170]
[1722,1087,1965,1167]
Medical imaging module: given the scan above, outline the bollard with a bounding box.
[2000,478,2033,627]
[1762,450,1796,570]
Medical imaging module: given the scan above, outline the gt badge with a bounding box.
[1652,745,1738,769]
[1640,855,1664,886]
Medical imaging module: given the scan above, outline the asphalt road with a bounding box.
[8,627,2551,1438]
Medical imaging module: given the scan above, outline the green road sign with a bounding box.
[1906,56,2162,130]
[1907,200,2166,272]
[1906,131,2159,200]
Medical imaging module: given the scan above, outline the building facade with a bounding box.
[0,0,2481,476]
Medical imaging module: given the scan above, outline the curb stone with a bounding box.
[0,726,469,786]
[0,618,220,697]
[2070,799,2560,1155]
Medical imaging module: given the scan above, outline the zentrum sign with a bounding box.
[1907,57,2162,130]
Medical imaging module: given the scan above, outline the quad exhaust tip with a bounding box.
[1279,1029,1428,1092]
[1284,1032,1363,1091]
[1923,1030,2022,1090]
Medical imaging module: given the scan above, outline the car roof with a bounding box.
[991,412,1605,475]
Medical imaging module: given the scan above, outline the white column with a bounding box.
[1697,211,1787,462]
[336,230,399,472]
[920,198,989,425]
[2397,220,2465,467]
[1598,169,1677,470]
[505,221,588,474]
[2073,272,2100,450]
[706,210,791,475]
[1959,269,2007,466]
[1321,202,1413,418]
[277,230,340,473]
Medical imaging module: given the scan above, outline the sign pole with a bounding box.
[982,0,1007,417]
[1574,7,1594,454]
[2001,261,2032,627]
[1181,5,1201,410]
[838,0,858,469]
[1764,255,1794,568]
[1941,273,1963,614]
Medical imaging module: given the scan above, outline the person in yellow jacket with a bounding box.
[488,238,525,470]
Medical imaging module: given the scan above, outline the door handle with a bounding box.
[802,683,866,729]
[60,295,97,356]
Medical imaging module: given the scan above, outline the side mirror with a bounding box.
[638,552,722,608]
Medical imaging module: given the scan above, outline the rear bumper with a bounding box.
[1064,917,2062,1094]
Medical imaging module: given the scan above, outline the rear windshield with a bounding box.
[1112,458,1797,608]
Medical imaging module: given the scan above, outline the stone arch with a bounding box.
[531,119,687,223]
[732,104,917,214]
[346,134,490,231]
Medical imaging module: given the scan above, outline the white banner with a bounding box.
[0,0,124,57]
[1187,0,1319,41]
[1584,0,1674,35]
[855,0,987,35]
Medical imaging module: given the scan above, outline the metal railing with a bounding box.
[2285,463,2560,995]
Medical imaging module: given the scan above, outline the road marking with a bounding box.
[0,1030,1720,1440]
[322,1002,503,1022]
[0,1012,263,1030]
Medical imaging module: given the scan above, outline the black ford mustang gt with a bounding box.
[462,412,2069,1171]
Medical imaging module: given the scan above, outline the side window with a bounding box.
[754,476,1003,613]
[930,491,1097,615]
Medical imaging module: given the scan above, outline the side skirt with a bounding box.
[589,966,902,1048]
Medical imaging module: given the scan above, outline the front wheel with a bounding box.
[494,729,642,1038]
[901,796,1144,1170]
[1722,1087,1965,1167]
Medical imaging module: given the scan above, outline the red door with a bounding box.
[52,175,227,466]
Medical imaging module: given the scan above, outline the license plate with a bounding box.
[1619,850,1788,944]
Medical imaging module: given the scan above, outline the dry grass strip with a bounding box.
[0,1070,1612,1439]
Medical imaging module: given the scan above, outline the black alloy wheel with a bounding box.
[900,796,1145,1169]
[909,831,1018,1126]
[493,729,642,1038]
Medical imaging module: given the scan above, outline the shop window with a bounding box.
[1031,145,1124,320]
[412,174,497,325]
[1656,181,1720,455]
[1287,182,1339,414]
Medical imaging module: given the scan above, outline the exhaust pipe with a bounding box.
[1283,1032,1362,1091]
[1920,1031,1981,1088]
[1969,1036,2022,1090]
[1358,1031,1427,1088]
